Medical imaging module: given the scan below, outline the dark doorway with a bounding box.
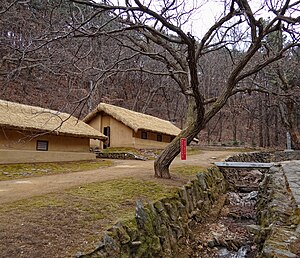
[103,126,110,149]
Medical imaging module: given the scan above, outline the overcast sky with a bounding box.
[103,0,299,37]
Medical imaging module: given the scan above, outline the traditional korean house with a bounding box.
[83,103,181,149]
[0,99,107,164]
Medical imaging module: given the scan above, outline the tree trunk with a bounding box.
[232,119,237,142]
[290,127,300,149]
[218,112,223,143]
[154,35,205,178]
[207,124,211,145]
[258,97,264,147]
[154,97,205,178]
[286,101,300,149]
[279,100,300,150]
[264,94,270,147]
[274,109,279,146]
[154,117,204,178]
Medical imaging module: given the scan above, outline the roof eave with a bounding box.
[83,109,98,123]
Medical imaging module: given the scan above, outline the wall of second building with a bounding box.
[133,138,170,149]
[109,117,135,147]
[103,116,173,149]
[134,130,173,143]
[0,128,95,163]
[88,114,135,148]
[87,114,176,149]
[133,130,173,149]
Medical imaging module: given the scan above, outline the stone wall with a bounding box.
[78,167,226,258]
[225,151,272,163]
[225,151,300,257]
[272,150,300,162]
[225,150,300,163]
[96,152,146,160]
[256,165,300,258]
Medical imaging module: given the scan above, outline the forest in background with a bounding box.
[1,0,300,151]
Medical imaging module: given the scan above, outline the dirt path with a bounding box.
[0,150,238,204]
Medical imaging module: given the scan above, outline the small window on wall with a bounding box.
[157,135,162,142]
[141,131,148,139]
[36,140,48,151]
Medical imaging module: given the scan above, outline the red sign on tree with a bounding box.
[180,138,187,160]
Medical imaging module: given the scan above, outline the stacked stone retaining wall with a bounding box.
[225,150,300,163]
[225,151,272,163]
[272,150,300,162]
[221,152,271,191]
[78,167,226,258]
[256,165,300,257]
[226,151,300,257]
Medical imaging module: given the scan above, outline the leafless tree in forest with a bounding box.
[0,0,121,114]
[66,0,300,178]
[273,49,300,149]
[251,29,300,149]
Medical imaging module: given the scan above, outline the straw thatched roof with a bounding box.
[0,99,107,140]
[84,103,181,136]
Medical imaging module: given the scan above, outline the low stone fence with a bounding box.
[225,150,300,163]
[78,167,226,258]
[96,152,146,160]
[225,151,272,163]
[272,150,300,162]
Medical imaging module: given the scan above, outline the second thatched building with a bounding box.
[83,103,181,149]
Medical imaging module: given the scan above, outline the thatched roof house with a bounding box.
[84,103,181,149]
[84,103,181,136]
[0,99,106,140]
[0,99,106,164]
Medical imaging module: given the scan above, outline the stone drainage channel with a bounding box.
[77,153,300,257]
[187,167,264,258]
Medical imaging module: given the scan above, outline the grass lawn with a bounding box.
[172,165,206,179]
[0,177,179,257]
[0,159,113,181]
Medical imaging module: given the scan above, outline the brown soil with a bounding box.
[0,150,239,258]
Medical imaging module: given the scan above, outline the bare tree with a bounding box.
[63,0,300,178]
[254,27,300,149]
[276,50,300,149]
